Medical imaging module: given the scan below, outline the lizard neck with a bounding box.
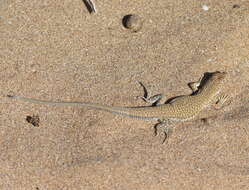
[195,83,221,104]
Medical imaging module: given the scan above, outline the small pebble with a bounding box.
[26,114,40,127]
[122,14,143,33]
[202,5,209,11]
[233,4,240,8]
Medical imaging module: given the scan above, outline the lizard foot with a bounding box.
[138,82,162,106]
[188,76,202,93]
[214,94,232,110]
[154,121,173,144]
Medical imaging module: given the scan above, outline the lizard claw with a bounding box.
[162,131,168,144]
[214,94,231,110]
[162,127,172,144]
[154,121,172,143]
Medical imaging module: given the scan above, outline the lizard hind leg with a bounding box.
[154,119,173,144]
[138,82,162,106]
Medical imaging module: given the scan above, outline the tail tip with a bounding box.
[7,94,15,98]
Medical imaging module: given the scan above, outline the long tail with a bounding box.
[7,95,157,121]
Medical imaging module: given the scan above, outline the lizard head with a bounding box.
[197,71,227,95]
[206,71,227,88]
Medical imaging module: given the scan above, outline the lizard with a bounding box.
[7,71,229,143]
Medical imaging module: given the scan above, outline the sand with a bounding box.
[1,0,249,189]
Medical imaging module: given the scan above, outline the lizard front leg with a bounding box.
[213,94,232,110]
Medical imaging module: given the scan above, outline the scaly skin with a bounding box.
[7,71,227,142]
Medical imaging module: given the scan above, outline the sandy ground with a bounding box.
[1,0,249,189]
